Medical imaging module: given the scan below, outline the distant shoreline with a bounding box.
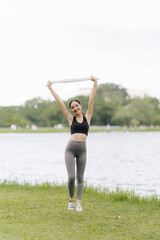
[1,126,160,133]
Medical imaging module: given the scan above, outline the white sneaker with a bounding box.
[68,201,75,210]
[76,203,83,211]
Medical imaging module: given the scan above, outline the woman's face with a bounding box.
[70,101,82,115]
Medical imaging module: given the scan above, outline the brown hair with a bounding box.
[69,99,81,109]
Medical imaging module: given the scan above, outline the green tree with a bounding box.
[0,84,160,128]
[112,97,159,126]
[92,83,128,125]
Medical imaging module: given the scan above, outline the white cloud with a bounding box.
[0,0,160,105]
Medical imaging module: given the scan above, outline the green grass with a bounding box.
[0,127,70,133]
[0,127,107,133]
[1,126,160,133]
[0,182,159,240]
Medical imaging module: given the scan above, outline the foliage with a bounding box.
[0,83,160,127]
[112,97,160,126]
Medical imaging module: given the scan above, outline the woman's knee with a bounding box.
[77,175,84,184]
[69,177,75,185]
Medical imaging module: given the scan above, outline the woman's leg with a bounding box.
[76,149,86,202]
[65,147,75,200]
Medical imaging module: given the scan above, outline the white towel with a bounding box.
[51,76,99,84]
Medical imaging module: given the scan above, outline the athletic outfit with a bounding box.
[70,114,89,136]
[65,114,89,201]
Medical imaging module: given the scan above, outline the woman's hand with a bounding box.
[91,76,98,85]
[47,80,52,89]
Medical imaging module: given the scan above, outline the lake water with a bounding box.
[0,132,160,197]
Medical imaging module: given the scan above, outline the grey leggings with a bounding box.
[65,140,86,200]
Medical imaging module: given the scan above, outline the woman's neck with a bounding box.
[75,112,83,118]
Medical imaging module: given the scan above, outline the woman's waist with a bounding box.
[70,133,87,142]
[66,138,86,151]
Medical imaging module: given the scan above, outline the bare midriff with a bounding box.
[70,133,87,142]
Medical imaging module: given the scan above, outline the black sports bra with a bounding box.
[70,114,89,136]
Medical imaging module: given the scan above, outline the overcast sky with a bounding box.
[0,0,160,106]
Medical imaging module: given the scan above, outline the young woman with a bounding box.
[47,76,98,211]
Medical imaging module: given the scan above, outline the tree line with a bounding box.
[0,83,160,128]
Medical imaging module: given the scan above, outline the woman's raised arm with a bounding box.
[85,76,98,125]
[47,80,73,125]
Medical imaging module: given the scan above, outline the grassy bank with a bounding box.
[0,127,70,133]
[1,126,160,133]
[0,127,107,133]
[0,182,159,240]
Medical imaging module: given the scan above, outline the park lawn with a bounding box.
[0,127,70,133]
[0,182,159,240]
[1,127,160,134]
[0,127,106,133]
